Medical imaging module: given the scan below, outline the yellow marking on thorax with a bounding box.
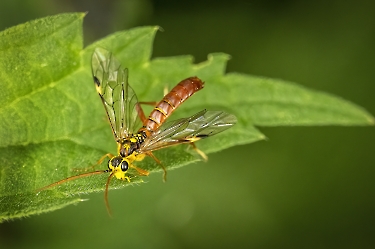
[135,153,146,161]
[126,153,138,163]
[129,137,138,143]
[125,152,146,163]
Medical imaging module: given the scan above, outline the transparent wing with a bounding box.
[139,110,237,153]
[92,48,142,142]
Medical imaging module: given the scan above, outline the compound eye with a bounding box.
[120,161,129,172]
[110,157,122,168]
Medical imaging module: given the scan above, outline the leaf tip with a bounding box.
[358,111,375,125]
[368,116,375,125]
[80,12,88,19]
[260,134,268,141]
[155,26,164,32]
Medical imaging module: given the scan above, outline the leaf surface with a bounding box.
[0,13,373,221]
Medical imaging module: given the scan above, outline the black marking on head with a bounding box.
[110,156,122,168]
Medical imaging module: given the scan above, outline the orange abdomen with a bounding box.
[141,77,204,133]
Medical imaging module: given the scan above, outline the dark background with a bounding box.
[1,0,374,248]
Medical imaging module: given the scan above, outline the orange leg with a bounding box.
[146,152,167,182]
[190,143,208,161]
[136,85,168,125]
[130,164,150,176]
[136,101,158,125]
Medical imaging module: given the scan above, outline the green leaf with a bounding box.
[0,13,373,222]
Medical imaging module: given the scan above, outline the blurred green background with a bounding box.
[1,0,374,248]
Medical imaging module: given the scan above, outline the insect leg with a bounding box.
[190,143,208,161]
[97,153,115,164]
[146,152,167,182]
[130,164,150,176]
[136,102,158,124]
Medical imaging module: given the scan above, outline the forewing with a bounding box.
[139,110,237,153]
[92,48,142,141]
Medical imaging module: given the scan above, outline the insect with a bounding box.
[37,48,237,214]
